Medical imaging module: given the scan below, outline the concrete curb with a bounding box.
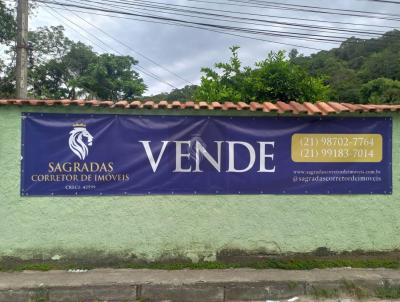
[0,268,399,301]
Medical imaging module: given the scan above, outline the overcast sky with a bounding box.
[30,0,400,95]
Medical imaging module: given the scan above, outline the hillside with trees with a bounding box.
[291,30,400,104]
[152,30,400,104]
[144,85,197,102]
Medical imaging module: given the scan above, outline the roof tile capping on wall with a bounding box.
[1,99,400,115]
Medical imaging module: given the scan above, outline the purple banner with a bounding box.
[21,113,392,196]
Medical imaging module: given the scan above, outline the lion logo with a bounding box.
[68,123,94,160]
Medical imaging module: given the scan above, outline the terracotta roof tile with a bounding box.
[276,101,295,113]
[304,102,323,115]
[184,101,196,109]
[341,103,364,112]
[27,99,45,106]
[316,101,337,115]
[129,100,142,109]
[143,100,155,109]
[97,101,113,107]
[289,101,308,114]
[391,105,400,111]
[157,100,170,109]
[61,99,72,106]
[171,101,182,109]
[249,102,263,111]
[223,101,238,110]
[13,99,26,105]
[327,102,350,113]
[0,99,399,115]
[237,101,251,110]
[45,99,57,106]
[359,104,376,112]
[87,100,100,107]
[211,101,223,110]
[199,101,210,110]
[263,102,279,112]
[370,104,392,112]
[70,99,85,107]
[114,100,130,108]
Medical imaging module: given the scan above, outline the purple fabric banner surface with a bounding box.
[21,113,392,196]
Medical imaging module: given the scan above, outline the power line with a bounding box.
[93,0,399,30]
[41,1,400,51]
[66,1,367,40]
[42,6,110,53]
[179,0,400,21]
[362,0,400,3]
[69,0,389,37]
[37,2,328,50]
[219,0,400,19]
[39,0,400,48]
[40,4,326,50]
[12,0,396,30]
[62,5,193,86]
[37,1,367,44]
[43,5,179,89]
[89,0,399,30]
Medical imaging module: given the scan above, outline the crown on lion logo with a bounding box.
[73,122,86,128]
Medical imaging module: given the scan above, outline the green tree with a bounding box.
[0,59,15,97]
[0,1,16,45]
[76,54,146,100]
[360,78,400,104]
[30,41,97,99]
[27,27,146,100]
[194,46,251,102]
[30,59,68,99]
[250,50,329,102]
[63,42,98,99]
[0,1,17,97]
[28,26,75,99]
[195,47,329,103]
[28,25,73,66]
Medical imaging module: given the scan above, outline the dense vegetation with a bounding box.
[192,46,329,103]
[291,30,400,104]
[1,0,399,103]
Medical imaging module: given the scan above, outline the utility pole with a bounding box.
[16,0,29,99]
